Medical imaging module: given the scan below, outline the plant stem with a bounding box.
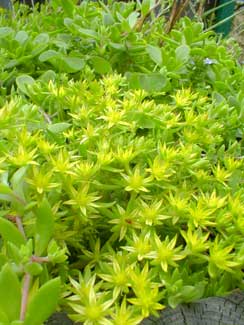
[6,215,27,240]
[20,273,31,321]
[173,0,191,25]
[16,216,27,240]
[165,0,191,33]
[197,0,206,17]
[31,255,49,263]
[165,0,178,33]
[135,0,161,32]
[39,108,52,124]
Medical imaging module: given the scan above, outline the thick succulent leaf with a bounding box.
[24,278,61,325]
[35,198,54,256]
[0,217,26,247]
[0,264,21,321]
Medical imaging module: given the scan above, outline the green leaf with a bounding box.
[0,27,13,38]
[33,33,49,45]
[16,75,35,96]
[47,122,71,134]
[168,295,183,308]
[11,167,27,201]
[60,56,85,73]
[63,17,73,26]
[64,18,99,39]
[0,172,9,186]
[146,45,162,65]
[15,31,29,45]
[91,56,112,74]
[175,44,190,63]
[0,309,9,323]
[35,198,54,256]
[103,13,115,26]
[4,59,20,70]
[0,184,25,205]
[127,111,158,129]
[47,240,67,264]
[0,211,9,218]
[0,264,21,321]
[0,183,13,195]
[25,262,43,276]
[40,52,85,73]
[7,242,22,264]
[32,44,49,58]
[141,0,151,16]
[181,285,199,301]
[38,70,56,83]
[126,72,167,92]
[0,217,26,247]
[24,278,61,325]
[190,48,206,56]
[109,42,125,51]
[0,254,8,269]
[60,0,74,16]
[31,34,50,57]
[77,27,99,40]
[208,261,218,278]
[39,50,59,63]
[128,12,139,29]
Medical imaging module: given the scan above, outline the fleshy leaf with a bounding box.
[11,167,27,201]
[39,50,59,63]
[60,57,85,73]
[0,217,26,247]
[35,198,54,256]
[146,45,162,65]
[175,44,190,63]
[91,56,112,74]
[0,264,21,321]
[24,278,61,325]
[16,75,35,96]
[126,72,167,92]
[0,27,13,38]
[47,123,71,134]
[59,0,74,16]
[15,31,29,45]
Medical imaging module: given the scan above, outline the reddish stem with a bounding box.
[6,215,16,222]
[136,0,161,31]
[6,215,26,240]
[16,216,27,240]
[165,0,191,33]
[165,0,178,33]
[31,255,49,263]
[20,273,31,321]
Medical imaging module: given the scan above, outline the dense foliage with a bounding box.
[0,1,243,324]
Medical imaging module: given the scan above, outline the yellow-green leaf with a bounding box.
[35,198,54,256]
[0,217,26,247]
[24,278,61,325]
[0,264,21,321]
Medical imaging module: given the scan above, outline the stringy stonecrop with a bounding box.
[0,73,244,324]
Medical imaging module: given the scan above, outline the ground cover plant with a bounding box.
[0,0,244,324]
